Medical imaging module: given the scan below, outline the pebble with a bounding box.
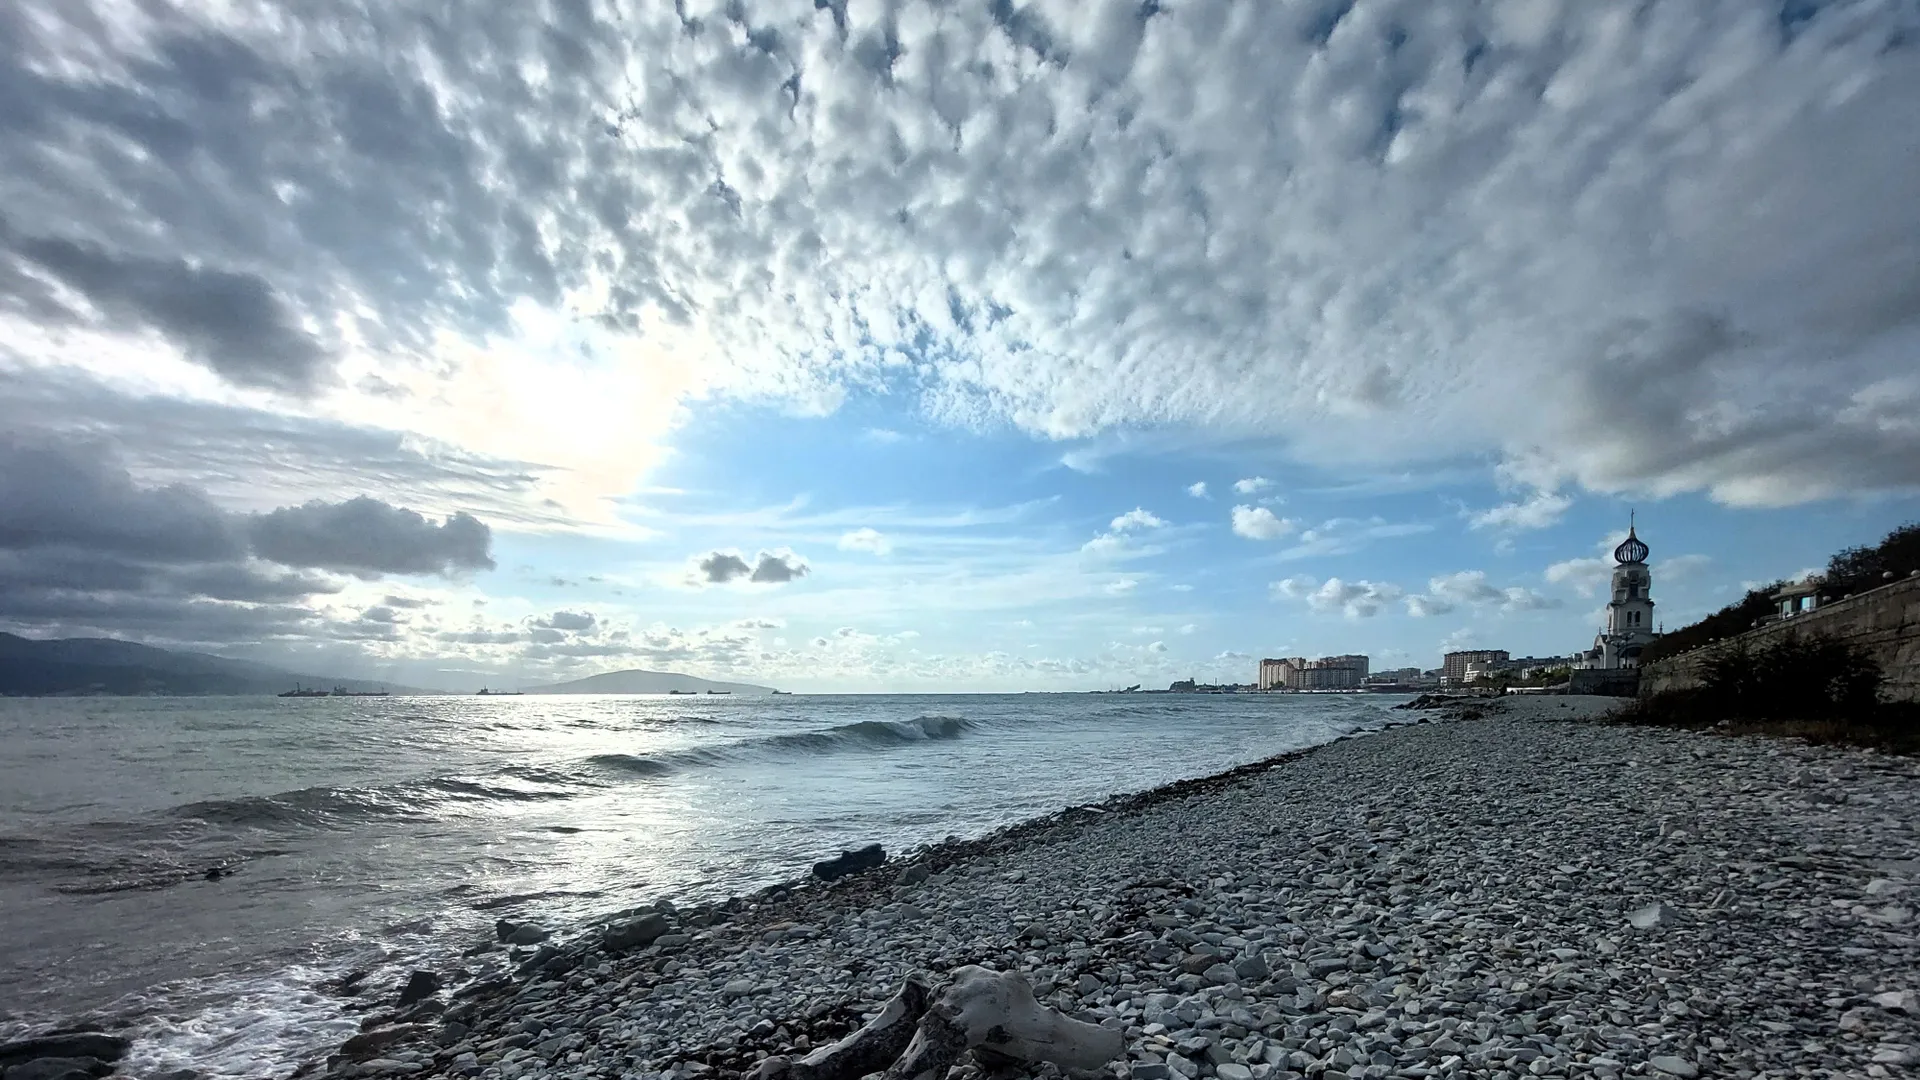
[317,698,1920,1080]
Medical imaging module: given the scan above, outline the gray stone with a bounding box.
[1202,963,1239,986]
[603,913,672,951]
[1873,989,1919,1014]
[1216,1065,1253,1080]
[1648,1056,1698,1078]
[1234,955,1271,982]
[4,1059,103,1080]
[1627,903,1679,930]
[1308,957,1350,978]
[397,969,442,1007]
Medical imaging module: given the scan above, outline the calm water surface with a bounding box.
[0,692,1401,1075]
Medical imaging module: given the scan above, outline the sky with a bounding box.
[1,0,1918,692]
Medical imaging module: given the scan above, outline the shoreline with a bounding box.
[291,692,1918,1080]
[22,694,1916,1080]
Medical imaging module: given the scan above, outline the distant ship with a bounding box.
[475,688,525,696]
[770,690,791,695]
[668,690,693,695]
[278,684,329,698]
[706,690,730,695]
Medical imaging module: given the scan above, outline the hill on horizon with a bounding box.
[0,632,428,697]
[525,669,776,695]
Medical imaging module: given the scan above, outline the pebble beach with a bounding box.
[290,695,1920,1080]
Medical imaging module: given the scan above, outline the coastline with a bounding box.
[282,694,1920,1080]
[112,695,1920,1078]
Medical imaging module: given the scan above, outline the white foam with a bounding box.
[118,966,363,1078]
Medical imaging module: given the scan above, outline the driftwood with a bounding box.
[757,968,1120,1080]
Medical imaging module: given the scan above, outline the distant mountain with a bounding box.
[525,669,776,695]
[0,632,424,697]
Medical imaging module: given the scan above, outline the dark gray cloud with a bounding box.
[695,550,810,585]
[697,552,753,584]
[0,437,242,561]
[249,496,494,578]
[0,437,495,646]
[0,367,559,527]
[749,554,809,583]
[534,610,596,632]
[0,218,330,394]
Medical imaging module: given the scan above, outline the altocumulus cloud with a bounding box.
[0,0,1914,511]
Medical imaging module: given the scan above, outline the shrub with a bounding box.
[1617,632,1914,752]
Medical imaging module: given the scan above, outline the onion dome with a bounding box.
[1614,525,1648,565]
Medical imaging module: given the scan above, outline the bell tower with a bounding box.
[1602,513,1656,666]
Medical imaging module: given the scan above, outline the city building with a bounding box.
[1258,654,1369,690]
[1579,517,1660,670]
[1442,649,1509,686]
[1256,657,1299,691]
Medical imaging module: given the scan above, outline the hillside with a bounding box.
[525,669,776,695]
[0,632,421,696]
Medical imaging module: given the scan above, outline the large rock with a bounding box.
[4,1058,110,1080]
[602,912,672,951]
[812,843,886,881]
[396,970,443,1007]
[495,920,550,946]
[0,1034,130,1071]
[338,1025,429,1062]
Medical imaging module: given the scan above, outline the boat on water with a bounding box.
[475,688,525,696]
[278,684,329,698]
[770,690,791,695]
[706,690,730,695]
[668,689,693,695]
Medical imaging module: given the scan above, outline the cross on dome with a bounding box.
[1613,511,1649,565]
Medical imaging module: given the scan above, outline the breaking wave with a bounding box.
[149,715,985,829]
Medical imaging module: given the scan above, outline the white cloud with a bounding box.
[1177,623,1197,635]
[1105,578,1139,595]
[1233,477,1274,495]
[1231,505,1295,541]
[1656,553,1714,583]
[1109,508,1167,532]
[1272,575,1403,619]
[1545,556,1614,598]
[1468,490,1573,531]
[837,527,892,555]
[1407,570,1562,616]
[1186,482,1209,499]
[3,0,1916,532]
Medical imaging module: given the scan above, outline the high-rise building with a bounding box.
[1442,649,1510,685]
[1261,654,1369,689]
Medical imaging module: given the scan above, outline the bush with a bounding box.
[1617,632,1916,752]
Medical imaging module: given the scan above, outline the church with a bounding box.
[1579,518,1659,670]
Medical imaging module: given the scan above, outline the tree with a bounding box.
[1825,522,1920,598]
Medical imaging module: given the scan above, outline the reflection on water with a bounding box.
[0,692,1399,1075]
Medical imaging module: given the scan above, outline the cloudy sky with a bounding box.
[2,0,1917,692]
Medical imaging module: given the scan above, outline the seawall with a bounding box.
[1640,573,1920,701]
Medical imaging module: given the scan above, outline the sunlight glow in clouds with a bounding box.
[0,0,1917,688]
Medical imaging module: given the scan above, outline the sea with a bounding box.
[0,692,1404,1077]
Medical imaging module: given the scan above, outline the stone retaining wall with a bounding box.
[1639,574,1920,701]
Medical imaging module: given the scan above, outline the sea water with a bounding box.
[0,692,1401,1075]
